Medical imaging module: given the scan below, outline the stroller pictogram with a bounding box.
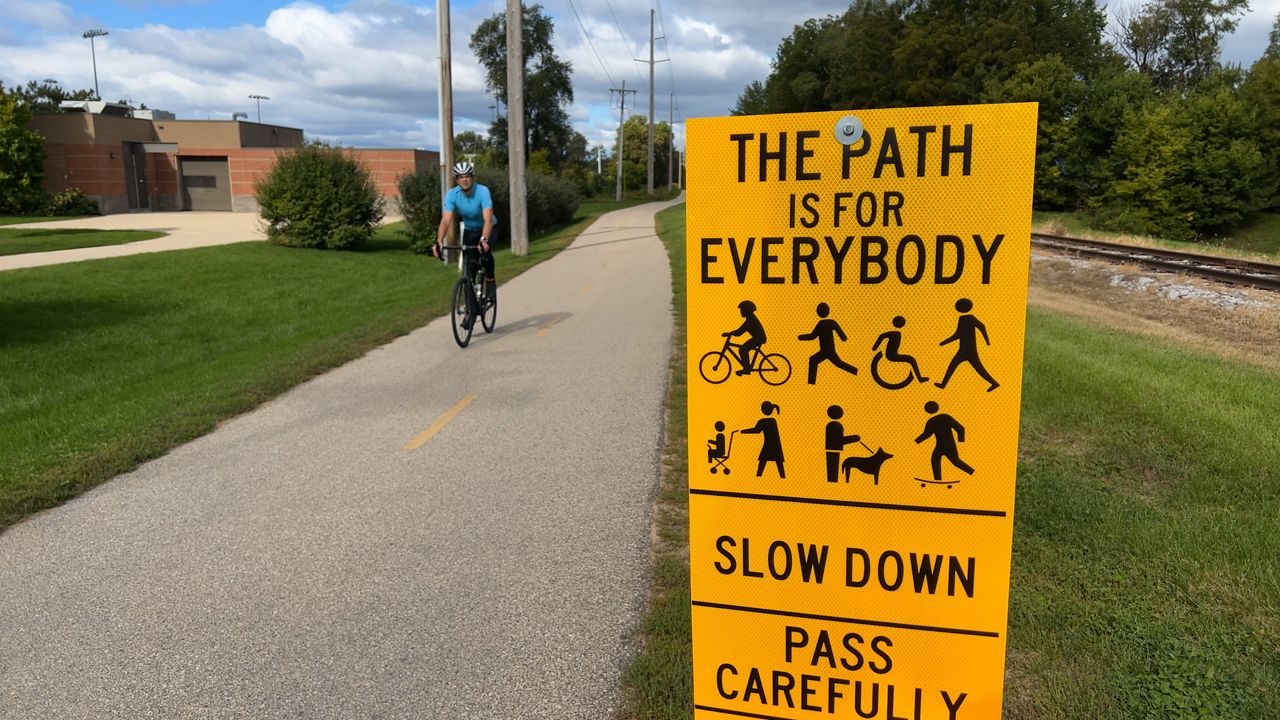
[707,421,738,475]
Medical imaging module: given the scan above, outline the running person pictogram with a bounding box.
[914,400,973,487]
[935,298,999,392]
[797,303,859,385]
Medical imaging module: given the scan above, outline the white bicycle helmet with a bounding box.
[452,161,475,177]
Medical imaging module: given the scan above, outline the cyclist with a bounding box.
[433,162,497,327]
[723,300,767,376]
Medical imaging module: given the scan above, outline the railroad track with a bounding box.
[1030,232,1280,291]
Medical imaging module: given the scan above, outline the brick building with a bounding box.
[30,102,438,214]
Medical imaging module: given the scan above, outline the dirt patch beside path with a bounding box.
[1029,252,1280,372]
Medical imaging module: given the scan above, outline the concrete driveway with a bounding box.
[0,211,403,272]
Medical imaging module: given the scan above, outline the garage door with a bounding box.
[180,157,232,211]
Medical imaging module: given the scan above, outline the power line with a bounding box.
[603,0,648,95]
[565,0,618,88]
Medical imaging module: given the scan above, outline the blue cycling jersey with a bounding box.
[444,184,499,231]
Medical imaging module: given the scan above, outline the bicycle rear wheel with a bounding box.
[451,276,473,347]
[698,351,732,384]
[480,278,497,333]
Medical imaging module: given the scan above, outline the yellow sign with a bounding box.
[686,103,1037,719]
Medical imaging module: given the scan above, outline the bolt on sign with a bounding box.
[685,103,1038,720]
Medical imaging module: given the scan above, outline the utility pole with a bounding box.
[249,94,269,123]
[437,0,455,218]
[506,0,528,255]
[610,81,636,201]
[667,93,674,189]
[636,11,667,195]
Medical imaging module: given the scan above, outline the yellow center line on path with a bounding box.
[404,394,476,450]
[536,317,564,336]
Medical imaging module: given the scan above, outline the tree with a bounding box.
[1113,0,1249,92]
[747,0,1107,112]
[618,115,673,187]
[469,4,575,170]
[10,79,94,113]
[731,80,768,115]
[0,82,48,214]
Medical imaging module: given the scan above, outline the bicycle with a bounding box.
[437,244,497,347]
[698,336,792,386]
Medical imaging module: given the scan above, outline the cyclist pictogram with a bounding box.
[699,301,792,385]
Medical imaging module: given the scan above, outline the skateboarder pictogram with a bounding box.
[913,400,974,488]
[870,315,929,390]
[798,303,858,385]
[823,405,892,485]
[935,298,999,392]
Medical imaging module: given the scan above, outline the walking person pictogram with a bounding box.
[797,303,859,385]
[741,401,785,479]
[913,401,974,488]
[935,298,999,392]
[870,315,928,390]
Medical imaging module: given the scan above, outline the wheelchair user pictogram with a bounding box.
[869,315,930,390]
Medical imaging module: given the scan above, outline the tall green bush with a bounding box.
[396,168,442,254]
[0,89,47,215]
[255,142,384,250]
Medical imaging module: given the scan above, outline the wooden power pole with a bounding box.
[611,81,636,201]
[506,0,528,255]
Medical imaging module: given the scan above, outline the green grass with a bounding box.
[0,227,166,256]
[1033,210,1280,259]
[0,205,618,532]
[0,215,96,226]
[618,203,692,720]
[624,204,1280,720]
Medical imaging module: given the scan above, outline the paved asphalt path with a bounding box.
[0,198,680,719]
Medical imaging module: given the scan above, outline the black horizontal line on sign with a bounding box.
[695,704,794,720]
[692,600,1001,638]
[689,488,1007,517]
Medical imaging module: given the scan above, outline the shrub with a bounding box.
[475,168,579,239]
[44,187,99,216]
[397,166,580,253]
[255,142,384,250]
[396,168,442,254]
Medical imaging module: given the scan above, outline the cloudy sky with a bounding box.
[2,0,1277,153]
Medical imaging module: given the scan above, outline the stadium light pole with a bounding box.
[82,29,108,100]
[249,94,270,123]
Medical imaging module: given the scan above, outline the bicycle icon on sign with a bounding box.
[698,336,792,386]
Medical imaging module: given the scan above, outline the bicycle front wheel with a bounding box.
[480,279,497,333]
[451,277,473,347]
[698,351,732,384]
[759,353,792,386]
